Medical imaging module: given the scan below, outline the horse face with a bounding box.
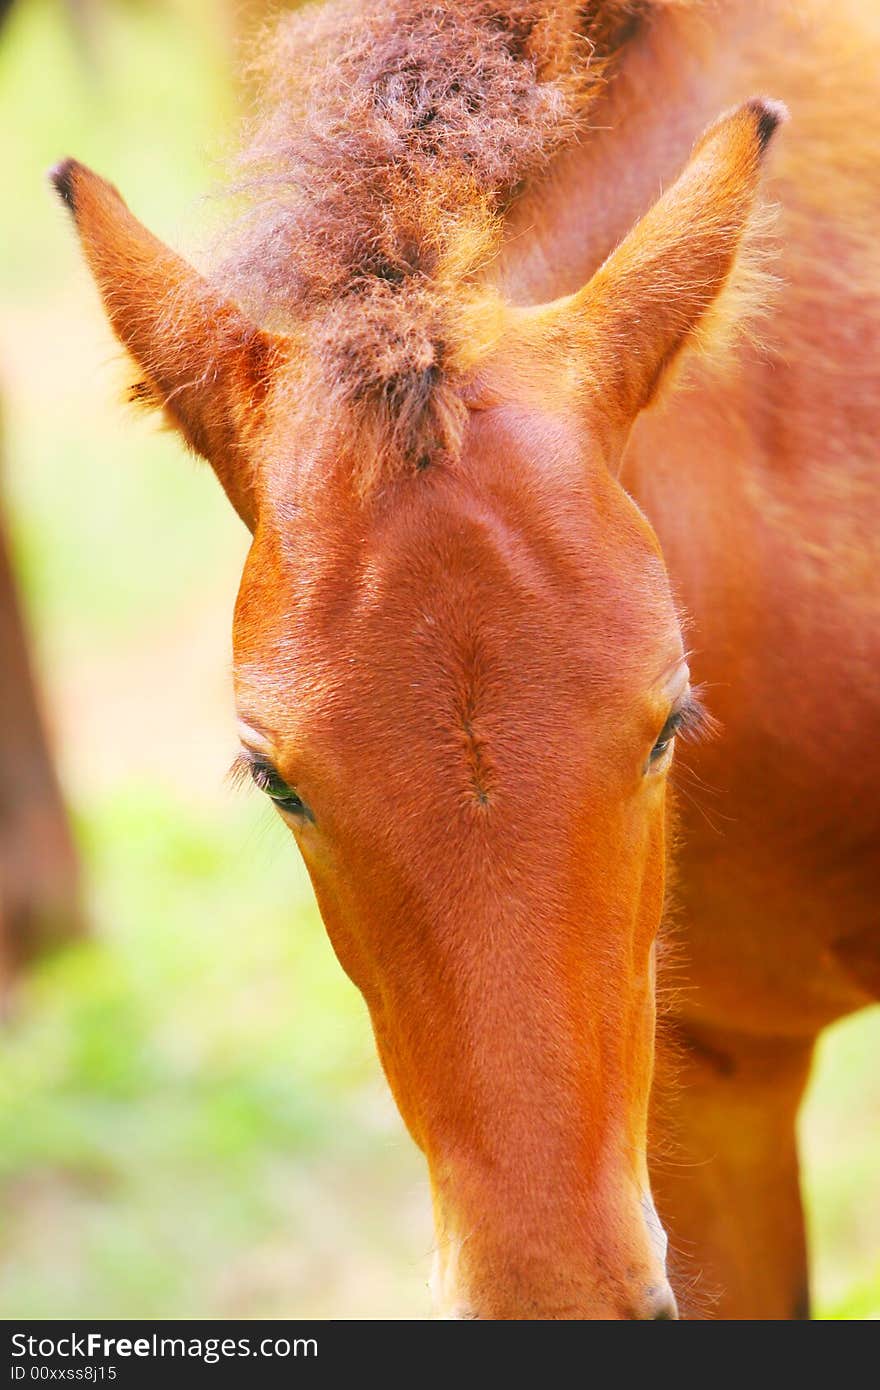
[55,96,780,1317]
[230,396,686,1318]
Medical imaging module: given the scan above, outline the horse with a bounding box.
[52,0,880,1318]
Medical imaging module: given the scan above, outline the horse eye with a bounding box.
[648,711,683,765]
[247,757,310,818]
[646,688,713,772]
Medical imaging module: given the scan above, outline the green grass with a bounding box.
[0,0,877,1320]
[0,788,430,1319]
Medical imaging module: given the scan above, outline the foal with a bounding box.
[53,0,880,1317]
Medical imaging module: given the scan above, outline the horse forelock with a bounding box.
[209,0,695,488]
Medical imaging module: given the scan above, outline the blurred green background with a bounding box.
[0,0,877,1320]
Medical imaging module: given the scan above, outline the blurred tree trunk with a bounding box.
[0,428,83,994]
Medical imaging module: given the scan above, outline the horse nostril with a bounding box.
[645,1285,679,1320]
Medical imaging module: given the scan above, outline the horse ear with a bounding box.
[512,99,786,452]
[49,159,282,529]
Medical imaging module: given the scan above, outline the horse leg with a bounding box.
[650,1020,815,1320]
[0,499,82,992]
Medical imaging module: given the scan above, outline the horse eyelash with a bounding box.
[227,751,255,791]
[228,750,295,803]
[674,686,719,744]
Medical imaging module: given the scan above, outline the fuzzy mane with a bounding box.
[214,1,687,482]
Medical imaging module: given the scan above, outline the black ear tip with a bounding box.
[746,97,789,152]
[49,158,81,214]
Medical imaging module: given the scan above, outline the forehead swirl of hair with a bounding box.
[212,2,678,486]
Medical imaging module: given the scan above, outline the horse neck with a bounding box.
[490,0,879,806]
